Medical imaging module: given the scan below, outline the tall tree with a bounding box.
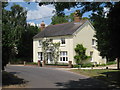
[2,3,39,69]
[107,2,120,69]
[17,24,39,62]
[51,13,74,25]
[2,2,12,70]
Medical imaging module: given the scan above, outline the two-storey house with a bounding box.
[33,12,106,65]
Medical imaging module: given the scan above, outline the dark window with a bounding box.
[39,40,42,46]
[92,39,96,45]
[60,57,62,61]
[63,57,65,61]
[61,38,65,44]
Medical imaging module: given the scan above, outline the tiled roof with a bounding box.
[33,19,87,39]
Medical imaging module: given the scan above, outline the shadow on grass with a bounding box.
[55,70,120,89]
[2,71,28,86]
[95,70,120,88]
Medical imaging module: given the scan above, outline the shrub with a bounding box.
[81,63,93,68]
[73,65,81,68]
[46,63,68,66]
[106,61,116,65]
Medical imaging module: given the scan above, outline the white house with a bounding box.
[33,12,106,65]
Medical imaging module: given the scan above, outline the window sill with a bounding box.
[60,44,66,47]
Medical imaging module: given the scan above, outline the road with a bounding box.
[5,65,108,89]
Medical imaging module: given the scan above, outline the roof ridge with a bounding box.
[48,22,72,27]
[49,19,88,26]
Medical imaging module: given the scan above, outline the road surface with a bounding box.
[5,65,108,89]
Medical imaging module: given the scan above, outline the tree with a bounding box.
[17,24,39,62]
[74,44,90,65]
[51,15,68,25]
[2,2,12,70]
[2,3,39,70]
[107,2,120,69]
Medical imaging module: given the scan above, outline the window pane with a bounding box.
[66,57,68,61]
[92,39,96,45]
[39,40,42,46]
[38,52,40,59]
[60,52,62,56]
[63,52,65,56]
[61,38,65,44]
[63,57,65,61]
[65,51,67,55]
[60,57,62,61]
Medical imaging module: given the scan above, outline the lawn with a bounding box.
[70,69,120,88]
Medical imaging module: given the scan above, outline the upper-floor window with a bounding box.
[61,38,65,44]
[92,39,96,46]
[38,40,42,47]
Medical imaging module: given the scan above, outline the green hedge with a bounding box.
[106,61,116,65]
[73,63,94,68]
[46,63,68,66]
[81,63,94,68]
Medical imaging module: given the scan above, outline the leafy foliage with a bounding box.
[42,39,60,64]
[74,44,90,64]
[2,3,39,70]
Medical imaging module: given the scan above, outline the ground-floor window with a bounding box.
[60,51,68,61]
[38,52,43,61]
[90,51,93,61]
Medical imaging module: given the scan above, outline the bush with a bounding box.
[73,65,81,68]
[106,61,116,65]
[10,58,24,64]
[81,63,93,68]
[96,64,106,67]
[26,62,37,65]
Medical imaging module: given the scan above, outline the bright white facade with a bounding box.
[33,20,106,64]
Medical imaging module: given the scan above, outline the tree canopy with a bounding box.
[2,3,39,70]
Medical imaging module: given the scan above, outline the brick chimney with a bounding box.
[40,21,45,31]
[74,10,81,23]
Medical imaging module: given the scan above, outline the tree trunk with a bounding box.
[117,58,120,70]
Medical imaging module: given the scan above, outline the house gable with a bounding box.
[72,20,95,37]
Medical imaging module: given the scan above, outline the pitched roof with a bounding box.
[33,19,87,39]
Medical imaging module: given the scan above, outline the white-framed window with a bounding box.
[61,38,65,44]
[38,52,43,61]
[92,39,96,46]
[38,40,42,47]
[60,51,68,61]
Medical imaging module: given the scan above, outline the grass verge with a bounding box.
[70,69,120,88]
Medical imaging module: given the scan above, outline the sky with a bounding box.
[5,1,92,26]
